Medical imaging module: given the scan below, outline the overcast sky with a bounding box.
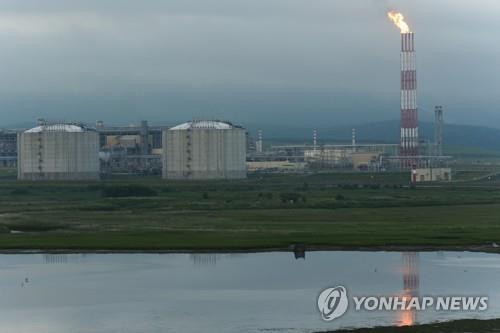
[0,0,498,128]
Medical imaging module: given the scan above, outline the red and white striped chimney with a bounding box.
[400,32,418,168]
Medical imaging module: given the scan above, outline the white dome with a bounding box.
[25,124,86,133]
[169,121,235,130]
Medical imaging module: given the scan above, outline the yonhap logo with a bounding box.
[317,286,349,321]
[317,286,488,322]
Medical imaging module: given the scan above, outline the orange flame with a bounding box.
[387,10,411,34]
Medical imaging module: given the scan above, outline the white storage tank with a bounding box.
[18,124,100,180]
[163,120,246,180]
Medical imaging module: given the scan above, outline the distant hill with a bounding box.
[0,122,35,130]
[249,120,500,151]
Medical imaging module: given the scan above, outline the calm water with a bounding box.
[1,251,499,333]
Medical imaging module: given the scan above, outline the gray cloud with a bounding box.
[0,0,498,127]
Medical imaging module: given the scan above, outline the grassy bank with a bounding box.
[1,172,500,250]
[324,319,500,333]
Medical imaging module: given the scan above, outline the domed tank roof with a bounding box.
[169,120,238,130]
[25,124,87,133]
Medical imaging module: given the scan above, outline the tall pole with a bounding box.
[256,129,263,154]
[313,129,317,152]
[352,128,356,152]
[434,106,443,156]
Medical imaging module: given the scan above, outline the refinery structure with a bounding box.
[1,110,451,182]
[2,107,451,183]
[0,10,454,182]
[97,120,163,175]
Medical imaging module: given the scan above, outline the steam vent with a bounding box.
[163,120,247,180]
[17,123,100,180]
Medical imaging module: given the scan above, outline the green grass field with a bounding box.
[1,169,500,250]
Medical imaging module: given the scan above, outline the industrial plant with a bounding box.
[163,120,247,180]
[97,120,163,175]
[0,128,16,168]
[0,105,452,182]
[0,11,457,183]
[17,122,100,180]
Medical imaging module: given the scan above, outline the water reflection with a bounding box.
[43,254,69,264]
[0,251,497,333]
[190,254,219,266]
[42,253,93,264]
[398,252,419,326]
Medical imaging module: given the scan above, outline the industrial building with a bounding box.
[304,148,351,166]
[0,129,17,167]
[97,120,164,175]
[413,168,451,183]
[352,152,381,171]
[266,141,398,171]
[163,120,247,180]
[17,123,100,180]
